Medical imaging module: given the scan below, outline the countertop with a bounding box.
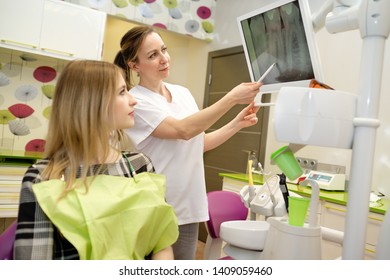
[219,173,389,215]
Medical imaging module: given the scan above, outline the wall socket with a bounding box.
[296,157,318,170]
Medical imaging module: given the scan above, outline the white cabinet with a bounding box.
[40,0,106,60]
[0,0,106,60]
[0,0,44,49]
[319,201,383,259]
[320,202,345,259]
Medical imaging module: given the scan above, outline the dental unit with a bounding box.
[218,0,390,260]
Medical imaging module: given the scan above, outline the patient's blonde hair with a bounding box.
[42,60,129,194]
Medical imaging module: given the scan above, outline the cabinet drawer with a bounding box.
[222,177,247,194]
[366,212,383,247]
[321,202,346,231]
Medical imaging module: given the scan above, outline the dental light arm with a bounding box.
[298,0,390,259]
[311,0,334,31]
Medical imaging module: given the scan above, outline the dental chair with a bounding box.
[203,190,248,260]
[0,220,17,260]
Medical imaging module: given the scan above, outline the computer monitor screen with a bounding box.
[237,0,323,93]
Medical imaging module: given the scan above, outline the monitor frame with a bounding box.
[237,0,323,93]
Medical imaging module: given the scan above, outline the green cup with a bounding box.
[270,146,303,180]
[288,196,310,227]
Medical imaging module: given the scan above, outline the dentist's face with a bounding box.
[131,32,170,82]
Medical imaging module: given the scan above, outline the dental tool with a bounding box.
[254,63,277,107]
[257,63,276,83]
[257,162,276,206]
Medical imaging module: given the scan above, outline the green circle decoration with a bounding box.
[163,0,177,9]
[42,84,56,99]
[42,106,52,120]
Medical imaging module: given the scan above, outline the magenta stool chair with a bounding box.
[203,190,248,260]
[0,221,17,260]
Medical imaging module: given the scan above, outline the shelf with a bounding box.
[0,150,43,166]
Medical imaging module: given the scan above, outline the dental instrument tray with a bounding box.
[249,175,279,217]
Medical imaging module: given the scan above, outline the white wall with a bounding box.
[208,0,390,196]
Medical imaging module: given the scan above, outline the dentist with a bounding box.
[114,25,261,260]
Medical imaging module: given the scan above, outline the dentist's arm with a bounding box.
[152,82,261,140]
[203,103,259,152]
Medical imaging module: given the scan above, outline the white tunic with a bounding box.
[126,83,209,225]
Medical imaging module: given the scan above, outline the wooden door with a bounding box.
[199,46,269,242]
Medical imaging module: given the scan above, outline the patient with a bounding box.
[14,60,178,260]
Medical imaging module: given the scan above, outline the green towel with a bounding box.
[32,173,178,260]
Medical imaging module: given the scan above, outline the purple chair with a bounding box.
[0,221,17,260]
[203,190,248,260]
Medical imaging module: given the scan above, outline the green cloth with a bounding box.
[32,173,178,260]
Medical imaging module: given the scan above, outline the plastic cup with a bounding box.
[270,146,303,180]
[288,196,310,227]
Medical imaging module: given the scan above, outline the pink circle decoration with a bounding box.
[8,103,34,118]
[197,6,211,19]
[153,23,167,29]
[144,0,156,3]
[25,139,46,152]
[33,66,57,83]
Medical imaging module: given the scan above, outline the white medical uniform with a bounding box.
[126,83,209,225]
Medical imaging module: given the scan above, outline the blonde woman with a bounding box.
[14,60,178,260]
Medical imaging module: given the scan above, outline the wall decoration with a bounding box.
[0,49,64,153]
[33,66,57,83]
[41,85,56,100]
[42,106,52,120]
[25,138,46,153]
[8,103,35,119]
[8,119,30,136]
[65,0,216,41]
[14,85,38,102]
[0,109,16,148]
[2,61,22,78]
[0,73,10,87]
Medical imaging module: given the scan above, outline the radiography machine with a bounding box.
[219,0,390,260]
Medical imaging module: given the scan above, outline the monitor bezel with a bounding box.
[237,0,323,93]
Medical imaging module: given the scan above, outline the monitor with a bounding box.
[237,0,323,93]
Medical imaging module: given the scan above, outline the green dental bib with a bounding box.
[32,173,178,260]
